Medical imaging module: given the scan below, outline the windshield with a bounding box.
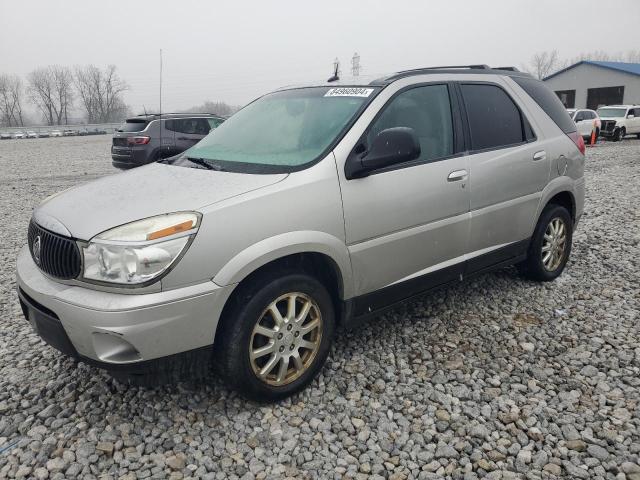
[596,108,626,118]
[178,86,377,173]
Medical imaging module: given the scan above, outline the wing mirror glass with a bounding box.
[346,127,421,179]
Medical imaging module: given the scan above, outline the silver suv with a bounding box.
[17,65,585,401]
[112,113,225,169]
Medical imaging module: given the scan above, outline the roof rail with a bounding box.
[133,112,221,117]
[395,65,490,75]
[371,65,528,85]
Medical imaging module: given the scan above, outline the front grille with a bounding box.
[27,221,81,280]
[601,120,616,132]
[112,137,128,147]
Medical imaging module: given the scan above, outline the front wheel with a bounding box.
[614,127,626,142]
[517,204,573,282]
[215,272,335,402]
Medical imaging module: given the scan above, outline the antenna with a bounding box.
[159,48,163,159]
[351,52,361,76]
[327,57,340,83]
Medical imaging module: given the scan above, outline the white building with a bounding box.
[543,61,640,110]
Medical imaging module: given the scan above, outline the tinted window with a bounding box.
[166,118,211,135]
[513,76,576,133]
[461,84,526,150]
[367,84,454,162]
[574,111,585,122]
[118,120,149,132]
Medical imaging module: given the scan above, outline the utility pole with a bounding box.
[351,52,361,77]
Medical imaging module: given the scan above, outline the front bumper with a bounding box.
[16,245,235,375]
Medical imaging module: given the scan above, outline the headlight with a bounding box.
[81,212,200,286]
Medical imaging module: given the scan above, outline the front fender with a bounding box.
[212,231,355,299]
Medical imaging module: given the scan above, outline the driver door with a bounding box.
[336,83,470,311]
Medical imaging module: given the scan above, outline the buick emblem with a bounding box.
[33,236,41,265]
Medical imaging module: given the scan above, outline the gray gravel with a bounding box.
[0,136,639,479]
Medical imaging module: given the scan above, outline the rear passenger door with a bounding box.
[574,111,591,137]
[459,82,549,269]
[629,108,640,134]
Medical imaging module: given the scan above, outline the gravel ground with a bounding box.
[0,136,639,480]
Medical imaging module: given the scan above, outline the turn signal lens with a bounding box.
[147,220,194,240]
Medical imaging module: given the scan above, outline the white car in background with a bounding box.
[12,131,25,139]
[50,130,63,137]
[26,131,39,139]
[567,109,600,141]
[596,105,640,141]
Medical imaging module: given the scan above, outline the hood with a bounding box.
[35,163,287,240]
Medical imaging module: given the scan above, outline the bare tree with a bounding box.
[523,50,563,79]
[74,64,128,123]
[183,100,241,117]
[27,66,73,125]
[0,74,25,127]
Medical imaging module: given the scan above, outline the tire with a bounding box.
[214,272,335,402]
[517,204,573,282]
[614,127,625,142]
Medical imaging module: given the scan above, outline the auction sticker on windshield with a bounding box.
[324,87,374,97]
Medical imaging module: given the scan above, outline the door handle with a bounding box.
[533,150,547,161]
[447,169,468,182]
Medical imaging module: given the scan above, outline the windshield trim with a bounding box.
[173,85,384,175]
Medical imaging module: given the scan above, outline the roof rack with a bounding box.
[133,112,222,118]
[372,65,527,85]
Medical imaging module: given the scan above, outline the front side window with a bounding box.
[461,84,529,150]
[367,84,454,162]
[178,87,378,173]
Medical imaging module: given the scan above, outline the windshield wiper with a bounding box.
[183,157,227,171]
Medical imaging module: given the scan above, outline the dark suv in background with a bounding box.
[111,113,225,169]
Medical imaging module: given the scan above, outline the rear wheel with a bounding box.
[215,272,335,402]
[517,204,573,282]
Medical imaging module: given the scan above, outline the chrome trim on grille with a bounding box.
[27,221,81,280]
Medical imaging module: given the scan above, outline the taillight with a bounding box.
[567,131,585,155]
[127,136,150,145]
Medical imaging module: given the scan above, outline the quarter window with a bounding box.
[461,84,530,151]
[367,84,454,163]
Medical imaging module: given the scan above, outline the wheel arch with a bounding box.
[213,246,350,348]
[212,231,353,300]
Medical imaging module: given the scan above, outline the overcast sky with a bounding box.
[2,0,639,115]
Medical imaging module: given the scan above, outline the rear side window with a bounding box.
[166,118,211,135]
[460,84,529,151]
[512,76,576,133]
[118,120,149,132]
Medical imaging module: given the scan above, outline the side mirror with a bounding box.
[346,127,421,179]
[627,114,635,119]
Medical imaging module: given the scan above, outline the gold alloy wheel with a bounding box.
[542,217,567,271]
[249,292,323,386]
